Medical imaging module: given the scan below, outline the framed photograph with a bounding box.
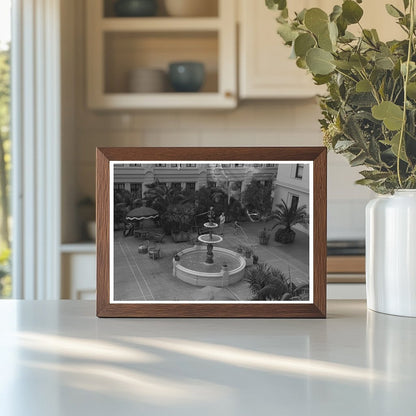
[96,147,327,318]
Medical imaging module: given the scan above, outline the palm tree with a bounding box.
[271,199,309,244]
[144,180,187,213]
[245,263,309,301]
[245,263,289,301]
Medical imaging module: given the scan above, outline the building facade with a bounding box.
[272,163,310,234]
[113,163,279,201]
[114,163,309,233]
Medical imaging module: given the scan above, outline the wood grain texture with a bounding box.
[96,147,327,318]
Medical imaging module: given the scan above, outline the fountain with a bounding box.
[197,206,223,264]
[174,207,246,287]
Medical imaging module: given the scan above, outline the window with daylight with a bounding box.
[0,0,11,298]
[295,164,304,179]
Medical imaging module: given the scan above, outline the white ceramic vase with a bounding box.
[366,190,416,317]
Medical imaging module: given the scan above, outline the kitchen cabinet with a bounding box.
[86,0,237,109]
[239,0,325,99]
[61,245,96,300]
[238,0,404,99]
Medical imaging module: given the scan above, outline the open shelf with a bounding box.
[87,0,236,109]
[104,31,218,94]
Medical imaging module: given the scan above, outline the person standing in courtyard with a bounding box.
[219,212,225,235]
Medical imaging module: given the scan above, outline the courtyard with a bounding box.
[113,220,310,302]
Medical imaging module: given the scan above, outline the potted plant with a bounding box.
[267,0,416,315]
[271,200,309,244]
[258,227,271,245]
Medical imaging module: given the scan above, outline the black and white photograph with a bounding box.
[110,162,313,303]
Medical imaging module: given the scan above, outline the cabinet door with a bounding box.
[239,0,326,99]
[239,0,404,99]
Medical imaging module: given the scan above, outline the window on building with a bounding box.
[295,164,304,179]
[185,182,196,192]
[231,181,242,190]
[253,164,263,167]
[221,164,231,167]
[290,195,299,211]
[208,181,216,188]
[266,163,275,167]
[171,182,182,191]
[129,163,141,167]
[130,183,142,194]
[234,164,244,167]
[171,164,178,167]
[114,183,125,190]
[155,164,166,167]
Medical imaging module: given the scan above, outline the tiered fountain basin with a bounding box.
[175,246,246,287]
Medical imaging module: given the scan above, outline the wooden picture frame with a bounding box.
[96,147,327,318]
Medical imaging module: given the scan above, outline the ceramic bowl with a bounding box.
[168,62,205,92]
[114,0,158,17]
[128,68,167,93]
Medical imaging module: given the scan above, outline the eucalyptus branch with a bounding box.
[334,68,358,84]
[397,0,415,188]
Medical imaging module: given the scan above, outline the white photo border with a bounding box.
[109,161,314,305]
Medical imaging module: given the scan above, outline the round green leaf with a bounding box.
[294,33,316,58]
[333,60,353,70]
[407,82,416,99]
[306,48,335,75]
[356,79,372,92]
[277,23,298,43]
[371,101,404,131]
[318,29,333,52]
[304,8,329,35]
[375,56,395,70]
[342,0,364,24]
[296,57,308,69]
[330,5,342,22]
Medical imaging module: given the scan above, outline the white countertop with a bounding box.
[0,300,415,415]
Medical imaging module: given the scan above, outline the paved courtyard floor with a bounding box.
[113,220,310,302]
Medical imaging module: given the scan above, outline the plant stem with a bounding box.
[397,0,415,188]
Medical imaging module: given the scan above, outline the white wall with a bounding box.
[61,0,374,243]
